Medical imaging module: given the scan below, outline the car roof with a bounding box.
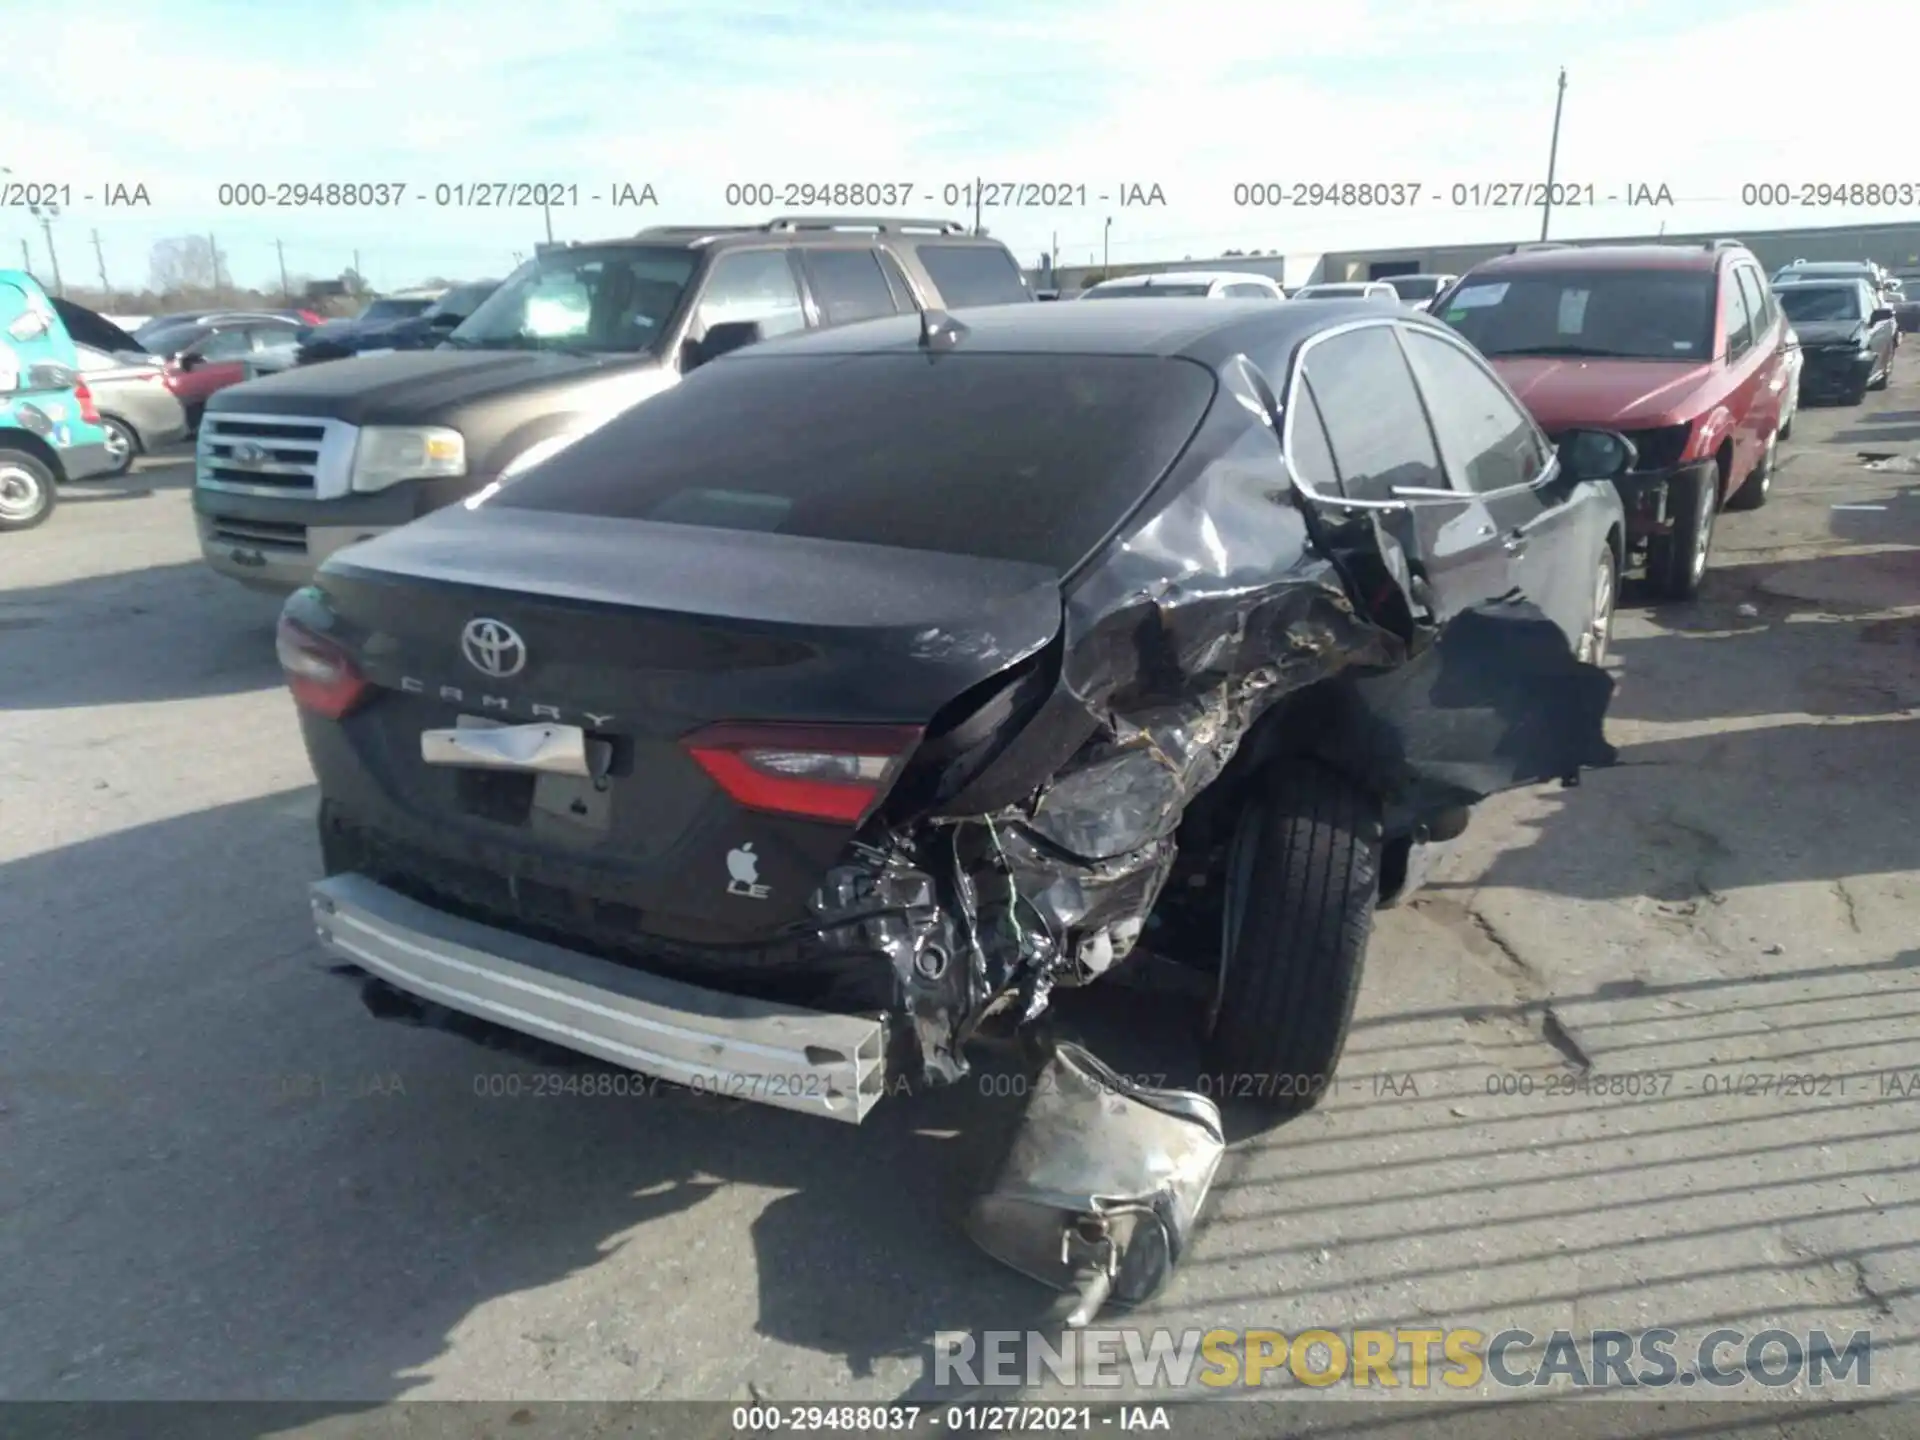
[560,218,1007,253]
[1089,271,1276,288]
[1299,281,1387,290]
[1471,244,1725,274]
[713,295,1432,365]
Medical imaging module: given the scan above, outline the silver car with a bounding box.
[75,343,189,476]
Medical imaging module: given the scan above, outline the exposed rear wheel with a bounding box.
[1576,544,1619,663]
[1206,759,1381,1118]
[0,449,56,531]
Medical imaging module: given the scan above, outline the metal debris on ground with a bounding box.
[961,1041,1225,1326]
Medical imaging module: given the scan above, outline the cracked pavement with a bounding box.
[1,372,1917,1435]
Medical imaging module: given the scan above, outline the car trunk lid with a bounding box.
[305,506,1063,942]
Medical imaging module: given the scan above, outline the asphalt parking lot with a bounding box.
[2,375,1918,1433]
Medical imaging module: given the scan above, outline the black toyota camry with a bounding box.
[283,298,1627,1124]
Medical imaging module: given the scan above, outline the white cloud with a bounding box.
[3,0,1911,290]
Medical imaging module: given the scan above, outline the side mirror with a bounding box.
[175,351,204,371]
[691,320,765,369]
[428,311,462,328]
[1871,307,1895,325]
[1557,427,1638,482]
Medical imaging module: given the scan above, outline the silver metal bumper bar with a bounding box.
[309,873,889,1123]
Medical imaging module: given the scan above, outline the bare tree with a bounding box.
[148,236,221,296]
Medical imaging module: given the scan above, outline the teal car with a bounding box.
[0,269,115,531]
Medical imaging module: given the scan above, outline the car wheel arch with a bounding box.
[0,430,68,483]
[101,411,144,449]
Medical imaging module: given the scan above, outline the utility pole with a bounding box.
[276,239,290,304]
[33,204,64,296]
[542,199,554,244]
[1539,67,1568,242]
[973,177,983,237]
[90,228,109,296]
[1103,216,1112,275]
[208,232,222,296]
[1050,229,1058,284]
[352,249,362,293]
[19,238,30,274]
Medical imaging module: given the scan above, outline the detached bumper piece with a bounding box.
[963,1042,1226,1326]
[309,873,887,1123]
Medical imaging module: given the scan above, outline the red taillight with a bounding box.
[73,379,101,425]
[276,614,370,719]
[683,723,921,823]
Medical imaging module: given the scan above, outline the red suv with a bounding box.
[1434,242,1790,599]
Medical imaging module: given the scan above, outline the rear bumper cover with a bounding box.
[311,872,889,1123]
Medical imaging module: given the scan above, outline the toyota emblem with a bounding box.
[460,618,527,678]
[231,441,268,467]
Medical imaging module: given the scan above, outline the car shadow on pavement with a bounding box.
[58,454,197,503]
[0,560,283,710]
[0,788,1087,1411]
[1416,710,1917,904]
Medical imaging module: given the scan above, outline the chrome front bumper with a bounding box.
[309,874,889,1123]
[196,515,391,594]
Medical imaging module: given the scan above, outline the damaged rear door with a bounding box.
[1278,319,1616,812]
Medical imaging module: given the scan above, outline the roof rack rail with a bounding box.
[1704,238,1744,250]
[1512,241,1576,253]
[762,214,969,235]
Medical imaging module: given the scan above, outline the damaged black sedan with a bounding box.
[285,298,1624,1125]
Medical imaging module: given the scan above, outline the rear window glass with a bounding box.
[915,245,1031,307]
[495,353,1217,570]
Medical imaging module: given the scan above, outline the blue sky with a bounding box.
[5,0,1913,294]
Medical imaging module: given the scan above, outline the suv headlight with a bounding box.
[350,426,465,492]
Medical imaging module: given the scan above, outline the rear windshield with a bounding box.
[1084,283,1212,299]
[494,352,1217,570]
[914,245,1031,307]
[1439,270,1716,360]
[1387,277,1442,300]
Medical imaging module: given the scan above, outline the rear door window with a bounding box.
[1299,325,1444,499]
[914,245,1031,307]
[494,353,1217,571]
[801,249,901,327]
[1722,272,1755,359]
[1734,266,1771,339]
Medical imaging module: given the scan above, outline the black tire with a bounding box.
[1724,431,1774,512]
[1207,759,1382,1118]
[0,447,58,531]
[99,416,139,477]
[1645,464,1717,599]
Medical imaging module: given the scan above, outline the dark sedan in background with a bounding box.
[1776,279,1897,404]
[295,288,498,365]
